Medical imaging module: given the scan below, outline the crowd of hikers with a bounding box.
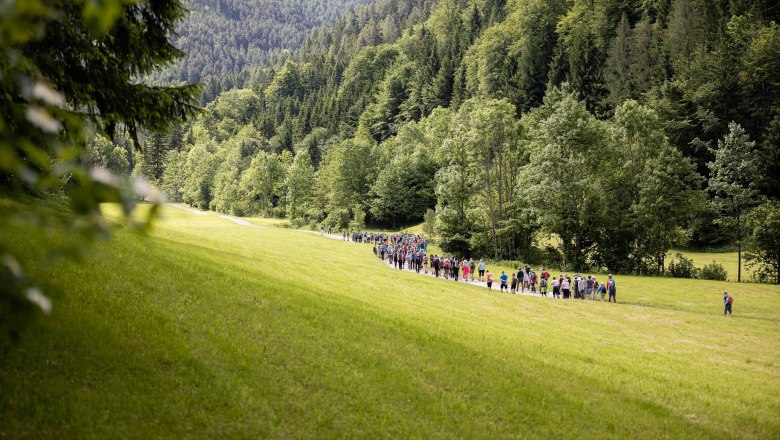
[333,231,619,302]
[325,228,742,314]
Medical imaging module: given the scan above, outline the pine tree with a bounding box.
[708,122,764,282]
[604,14,633,108]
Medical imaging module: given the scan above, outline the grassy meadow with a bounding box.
[668,249,741,281]
[0,203,778,438]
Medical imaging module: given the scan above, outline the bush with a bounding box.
[667,253,698,278]
[288,217,306,229]
[304,207,324,224]
[348,204,366,231]
[699,261,728,281]
[325,208,350,229]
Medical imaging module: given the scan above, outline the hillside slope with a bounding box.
[0,204,778,437]
[149,0,374,95]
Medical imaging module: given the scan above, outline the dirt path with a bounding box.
[375,251,553,298]
[315,230,567,299]
[219,215,261,227]
[169,203,208,215]
[167,204,263,227]
[169,204,591,300]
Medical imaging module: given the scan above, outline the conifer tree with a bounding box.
[708,122,764,282]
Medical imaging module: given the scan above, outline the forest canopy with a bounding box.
[149,0,376,102]
[126,0,780,279]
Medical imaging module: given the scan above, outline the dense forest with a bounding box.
[102,0,780,279]
[148,0,375,102]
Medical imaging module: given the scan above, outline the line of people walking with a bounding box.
[369,233,617,302]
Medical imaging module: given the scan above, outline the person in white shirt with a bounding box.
[552,277,560,298]
[561,276,571,299]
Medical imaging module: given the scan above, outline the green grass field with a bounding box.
[1,203,778,438]
[668,250,741,281]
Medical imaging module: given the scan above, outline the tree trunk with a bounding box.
[485,161,499,261]
[496,151,505,259]
[737,204,742,283]
[738,242,742,283]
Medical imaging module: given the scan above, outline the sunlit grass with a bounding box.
[2,203,777,438]
[669,249,741,281]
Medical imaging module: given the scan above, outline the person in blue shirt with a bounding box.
[500,271,509,292]
[607,275,617,303]
[478,260,486,281]
[723,291,734,316]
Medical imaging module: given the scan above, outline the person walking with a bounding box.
[453,258,460,282]
[607,275,617,303]
[586,276,595,300]
[540,276,548,297]
[523,270,531,292]
[478,259,486,282]
[561,276,571,299]
[723,291,734,317]
[500,271,509,292]
[510,273,518,294]
[517,268,525,293]
[596,280,606,301]
[486,270,494,291]
[551,276,560,298]
[541,268,550,283]
[463,260,470,283]
[469,259,476,282]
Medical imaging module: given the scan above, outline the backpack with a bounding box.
[727,295,734,305]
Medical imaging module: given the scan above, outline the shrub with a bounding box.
[699,262,728,281]
[325,208,350,229]
[348,204,366,231]
[667,253,698,278]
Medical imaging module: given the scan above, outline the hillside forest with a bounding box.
[96,0,780,280]
[148,0,397,103]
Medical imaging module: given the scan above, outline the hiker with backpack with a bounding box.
[723,292,734,317]
[607,275,617,303]
[596,279,606,301]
